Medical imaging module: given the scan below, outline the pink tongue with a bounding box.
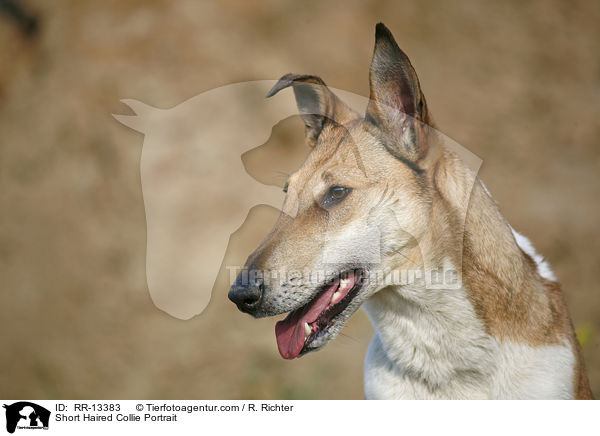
[275,279,339,359]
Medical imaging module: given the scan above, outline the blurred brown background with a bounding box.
[0,0,598,399]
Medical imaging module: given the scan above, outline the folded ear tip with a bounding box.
[265,86,278,98]
[265,73,295,98]
[279,73,297,81]
[265,73,327,98]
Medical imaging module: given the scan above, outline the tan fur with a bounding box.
[430,149,593,399]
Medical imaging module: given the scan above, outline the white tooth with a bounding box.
[339,278,351,291]
[304,322,312,337]
[331,291,342,305]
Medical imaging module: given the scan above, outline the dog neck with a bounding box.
[363,279,497,396]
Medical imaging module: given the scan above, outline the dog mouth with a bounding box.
[275,269,365,359]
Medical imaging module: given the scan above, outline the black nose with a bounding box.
[228,276,264,314]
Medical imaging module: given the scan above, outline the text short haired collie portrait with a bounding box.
[229,23,593,400]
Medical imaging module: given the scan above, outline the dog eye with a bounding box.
[331,186,349,200]
[322,186,351,207]
[283,183,289,193]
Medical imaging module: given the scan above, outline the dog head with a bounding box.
[229,23,443,359]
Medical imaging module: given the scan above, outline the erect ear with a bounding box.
[366,23,433,163]
[267,73,359,147]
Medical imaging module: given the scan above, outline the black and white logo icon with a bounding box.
[3,402,50,434]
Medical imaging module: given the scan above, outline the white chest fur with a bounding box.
[362,285,575,399]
